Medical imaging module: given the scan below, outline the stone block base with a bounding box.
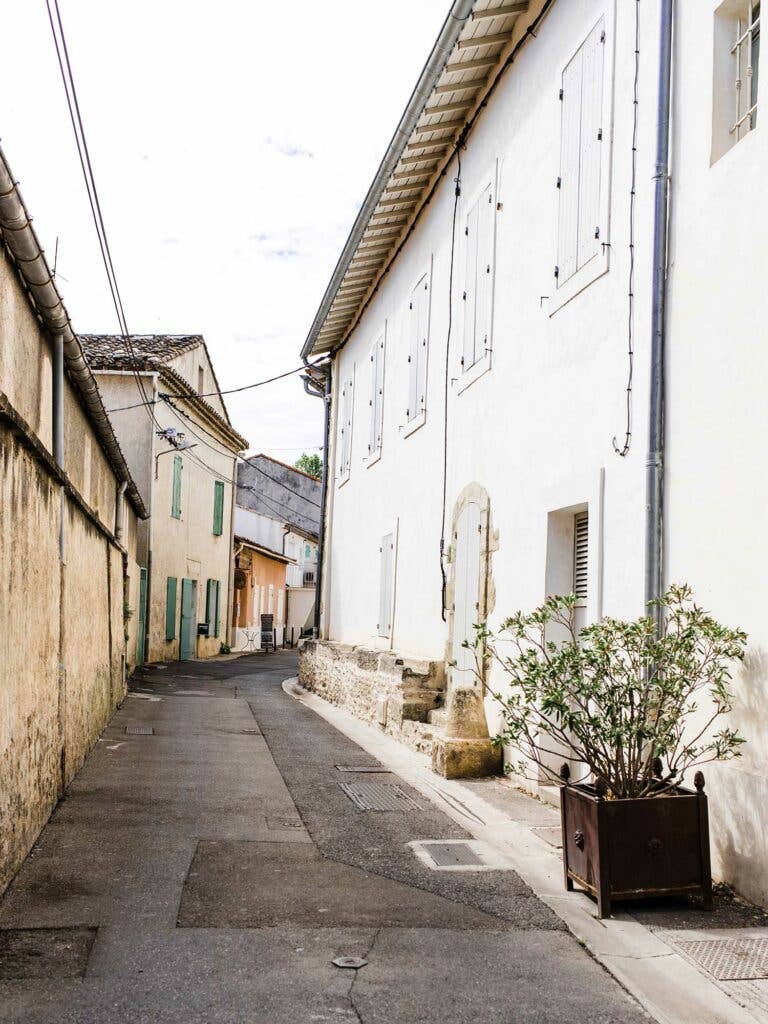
[431,736,502,780]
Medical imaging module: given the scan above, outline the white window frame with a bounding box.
[403,261,432,438]
[337,368,354,487]
[549,9,615,317]
[731,0,761,139]
[376,520,398,643]
[456,162,498,396]
[366,326,386,467]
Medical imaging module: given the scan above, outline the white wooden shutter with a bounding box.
[408,274,429,421]
[368,334,384,456]
[475,182,495,361]
[462,198,479,371]
[339,374,353,478]
[577,19,605,271]
[573,511,589,602]
[378,532,394,637]
[452,499,482,677]
[557,48,582,286]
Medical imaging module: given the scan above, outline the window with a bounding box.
[171,454,183,519]
[198,365,205,395]
[212,480,225,536]
[377,532,395,639]
[461,176,496,379]
[205,579,221,638]
[367,332,385,464]
[406,272,430,429]
[556,18,607,289]
[165,577,177,641]
[573,510,589,633]
[713,1,760,161]
[338,372,354,483]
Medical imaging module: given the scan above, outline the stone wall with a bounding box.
[298,639,445,748]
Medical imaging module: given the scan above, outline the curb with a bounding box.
[282,678,762,1024]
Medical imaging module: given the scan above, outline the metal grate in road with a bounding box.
[335,765,391,774]
[424,842,484,868]
[125,725,154,736]
[338,780,421,811]
[676,937,768,980]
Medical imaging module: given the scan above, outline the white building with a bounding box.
[298,0,768,906]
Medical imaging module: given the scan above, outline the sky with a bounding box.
[2,0,450,460]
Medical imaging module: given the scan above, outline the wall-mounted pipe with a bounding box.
[302,361,332,637]
[645,0,674,630]
[115,480,127,544]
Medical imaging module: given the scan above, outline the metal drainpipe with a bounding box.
[645,0,674,631]
[303,363,332,638]
[51,330,66,790]
[115,481,127,544]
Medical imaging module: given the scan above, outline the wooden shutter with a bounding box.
[212,480,225,536]
[475,182,495,361]
[557,48,583,286]
[378,532,394,637]
[339,374,354,477]
[452,500,483,678]
[408,274,429,420]
[368,336,384,456]
[573,511,589,602]
[577,19,605,271]
[205,579,215,633]
[214,580,221,638]
[462,197,480,370]
[171,455,183,518]
[165,576,177,641]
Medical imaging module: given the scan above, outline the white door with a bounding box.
[452,499,483,682]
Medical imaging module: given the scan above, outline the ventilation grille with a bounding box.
[573,511,589,600]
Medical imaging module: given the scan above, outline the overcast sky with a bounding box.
[2,0,449,459]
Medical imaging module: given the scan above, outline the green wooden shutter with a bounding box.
[212,480,225,535]
[205,579,214,633]
[165,577,177,640]
[214,580,221,638]
[171,455,183,519]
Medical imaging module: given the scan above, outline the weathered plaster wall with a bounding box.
[0,429,61,896]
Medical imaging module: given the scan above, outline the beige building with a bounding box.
[0,144,147,895]
[81,335,248,663]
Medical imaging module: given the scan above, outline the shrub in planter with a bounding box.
[470,584,746,917]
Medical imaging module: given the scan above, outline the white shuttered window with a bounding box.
[556,18,606,287]
[462,179,495,373]
[407,274,429,422]
[368,334,385,459]
[338,373,354,482]
[377,532,395,638]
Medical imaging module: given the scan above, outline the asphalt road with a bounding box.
[0,652,649,1023]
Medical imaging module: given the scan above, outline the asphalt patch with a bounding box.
[177,841,512,930]
[0,927,96,979]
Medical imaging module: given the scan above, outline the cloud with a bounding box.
[265,136,314,159]
[269,247,300,259]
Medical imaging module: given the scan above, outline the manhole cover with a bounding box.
[125,725,154,736]
[332,956,368,969]
[676,938,768,980]
[338,781,421,811]
[335,765,391,774]
[423,842,483,868]
[408,839,511,872]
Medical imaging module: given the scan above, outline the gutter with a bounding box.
[300,0,475,361]
[0,145,147,519]
[645,0,674,629]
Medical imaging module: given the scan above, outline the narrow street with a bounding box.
[0,653,646,1024]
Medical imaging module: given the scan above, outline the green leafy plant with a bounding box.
[219,642,231,655]
[294,452,323,480]
[471,584,746,799]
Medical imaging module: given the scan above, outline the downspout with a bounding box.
[52,330,66,791]
[227,454,238,649]
[645,0,674,631]
[303,364,332,637]
[115,480,127,544]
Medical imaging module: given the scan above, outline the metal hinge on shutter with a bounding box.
[554,266,560,279]
[559,88,564,100]
[556,176,561,189]
[465,226,469,236]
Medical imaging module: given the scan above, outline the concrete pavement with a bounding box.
[0,652,648,1023]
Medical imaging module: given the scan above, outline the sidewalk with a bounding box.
[284,678,768,1024]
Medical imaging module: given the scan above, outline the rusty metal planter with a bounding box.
[559,776,713,918]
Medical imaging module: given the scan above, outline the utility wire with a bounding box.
[613,0,640,457]
[439,150,463,623]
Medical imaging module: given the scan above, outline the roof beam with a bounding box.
[412,117,465,136]
[390,169,432,182]
[423,99,474,116]
[457,31,512,50]
[399,151,444,165]
[434,76,488,95]
[471,2,528,19]
[443,55,499,73]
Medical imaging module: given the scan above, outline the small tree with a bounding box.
[472,584,746,799]
[295,452,323,480]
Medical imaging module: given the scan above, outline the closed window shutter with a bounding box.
[368,338,384,455]
[212,480,225,535]
[577,19,605,270]
[206,579,214,630]
[557,50,582,285]
[165,577,177,641]
[171,455,183,518]
[416,276,429,414]
[462,198,480,370]
[573,511,589,602]
[214,580,221,638]
[475,183,495,360]
[339,376,353,476]
[378,532,394,637]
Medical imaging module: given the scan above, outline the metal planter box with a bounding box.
[559,776,712,918]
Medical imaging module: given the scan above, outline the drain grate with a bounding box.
[676,937,768,981]
[338,780,421,811]
[424,842,484,868]
[335,765,391,774]
[125,725,154,736]
[408,839,512,872]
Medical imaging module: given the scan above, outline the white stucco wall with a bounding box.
[318,0,768,903]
